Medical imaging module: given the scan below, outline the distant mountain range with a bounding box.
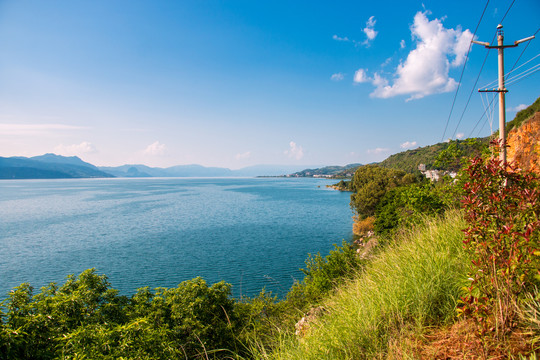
[0,154,318,179]
[98,163,313,178]
[0,154,113,179]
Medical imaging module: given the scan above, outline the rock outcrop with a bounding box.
[507,111,540,174]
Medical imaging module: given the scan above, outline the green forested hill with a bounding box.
[332,138,488,177]
[288,163,362,177]
[378,138,488,173]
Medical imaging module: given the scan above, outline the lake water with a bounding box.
[0,177,353,299]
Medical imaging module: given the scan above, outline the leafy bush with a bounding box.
[334,179,349,190]
[287,241,363,309]
[0,270,245,359]
[1,270,124,359]
[374,183,446,235]
[460,155,540,336]
[349,165,416,220]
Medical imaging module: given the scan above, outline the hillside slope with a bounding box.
[263,211,469,359]
[378,138,488,173]
[507,110,540,173]
[287,164,362,177]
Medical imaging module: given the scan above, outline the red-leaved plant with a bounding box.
[460,152,540,337]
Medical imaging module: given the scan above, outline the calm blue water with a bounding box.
[0,177,352,299]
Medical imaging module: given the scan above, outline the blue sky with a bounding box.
[1,0,539,168]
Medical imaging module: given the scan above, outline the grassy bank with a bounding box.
[257,210,469,359]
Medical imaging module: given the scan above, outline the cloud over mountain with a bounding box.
[54,141,97,156]
[143,141,166,156]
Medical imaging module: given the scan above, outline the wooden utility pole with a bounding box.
[473,25,534,164]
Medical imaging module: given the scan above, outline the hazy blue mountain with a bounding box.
[99,164,232,177]
[99,165,159,177]
[30,153,98,169]
[1,153,321,179]
[99,164,313,177]
[0,155,114,179]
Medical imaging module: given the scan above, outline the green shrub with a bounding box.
[460,155,540,336]
[287,241,363,310]
[374,183,446,235]
[350,165,416,220]
[0,271,245,359]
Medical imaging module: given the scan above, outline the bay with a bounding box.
[0,177,353,299]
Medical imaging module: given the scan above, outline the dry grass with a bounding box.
[388,318,536,360]
[352,215,375,235]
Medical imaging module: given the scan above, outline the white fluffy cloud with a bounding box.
[284,141,304,160]
[511,104,528,112]
[332,34,349,42]
[363,16,378,45]
[54,141,97,156]
[456,133,465,139]
[367,147,390,154]
[370,11,473,100]
[400,39,406,49]
[372,73,388,87]
[143,141,166,156]
[331,73,345,81]
[353,69,370,83]
[235,151,251,160]
[400,141,418,149]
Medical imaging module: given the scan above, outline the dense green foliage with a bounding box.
[460,155,540,335]
[374,182,446,235]
[288,164,361,178]
[0,271,242,359]
[0,241,363,359]
[378,138,488,173]
[349,165,417,219]
[331,179,352,191]
[287,241,363,309]
[433,138,486,172]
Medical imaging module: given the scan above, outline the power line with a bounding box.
[468,28,540,138]
[481,52,540,89]
[505,65,540,87]
[449,31,495,140]
[469,25,535,164]
[469,92,497,137]
[473,63,540,137]
[440,0,490,141]
[500,0,516,23]
[448,0,521,142]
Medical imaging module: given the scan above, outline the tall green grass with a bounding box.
[257,210,470,360]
